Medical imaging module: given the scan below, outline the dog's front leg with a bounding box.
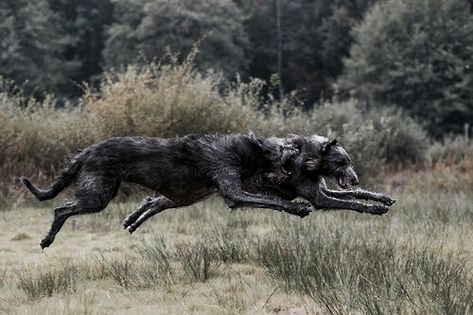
[299,181,389,215]
[126,196,176,234]
[216,169,311,217]
[319,179,396,206]
[123,195,156,229]
[311,190,389,214]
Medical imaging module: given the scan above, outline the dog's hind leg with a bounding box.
[40,176,119,249]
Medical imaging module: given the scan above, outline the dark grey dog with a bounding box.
[126,135,395,235]
[20,133,394,249]
[242,135,395,213]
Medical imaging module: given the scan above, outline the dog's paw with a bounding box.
[367,204,389,215]
[293,201,312,218]
[127,224,139,234]
[377,194,396,206]
[122,217,132,229]
[40,235,54,249]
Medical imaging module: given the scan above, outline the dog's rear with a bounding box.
[20,151,87,201]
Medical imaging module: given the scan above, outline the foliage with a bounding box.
[338,0,473,135]
[47,0,114,96]
[427,135,473,165]
[103,0,248,77]
[0,0,378,104]
[0,0,78,97]
[242,0,376,103]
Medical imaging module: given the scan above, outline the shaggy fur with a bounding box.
[242,135,395,213]
[21,134,310,248]
[20,133,395,249]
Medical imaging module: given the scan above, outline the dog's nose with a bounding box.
[351,176,359,186]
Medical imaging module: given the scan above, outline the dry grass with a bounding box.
[0,168,472,314]
[1,51,471,314]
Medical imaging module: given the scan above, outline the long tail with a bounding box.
[20,151,86,201]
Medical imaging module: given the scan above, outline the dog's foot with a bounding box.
[122,196,155,229]
[40,235,54,249]
[378,194,396,206]
[123,216,135,229]
[293,201,312,218]
[127,224,137,235]
[366,204,389,215]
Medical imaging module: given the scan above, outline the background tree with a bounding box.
[48,0,114,96]
[242,0,376,105]
[338,0,473,135]
[104,0,248,77]
[0,0,77,97]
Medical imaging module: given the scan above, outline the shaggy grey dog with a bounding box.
[242,135,395,213]
[20,133,394,249]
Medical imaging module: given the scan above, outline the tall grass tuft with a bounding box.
[174,243,220,282]
[17,263,79,299]
[98,256,135,289]
[254,222,473,314]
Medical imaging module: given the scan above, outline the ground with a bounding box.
[0,169,472,314]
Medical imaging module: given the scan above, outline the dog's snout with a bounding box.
[351,172,360,186]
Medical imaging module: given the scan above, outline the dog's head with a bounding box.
[282,135,359,189]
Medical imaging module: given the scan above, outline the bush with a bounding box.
[86,54,262,138]
[427,135,473,165]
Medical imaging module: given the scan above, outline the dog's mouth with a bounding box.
[337,177,349,189]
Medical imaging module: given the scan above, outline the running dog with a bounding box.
[20,133,394,248]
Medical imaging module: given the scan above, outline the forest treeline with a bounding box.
[1,0,473,135]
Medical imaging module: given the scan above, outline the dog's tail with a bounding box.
[20,151,86,201]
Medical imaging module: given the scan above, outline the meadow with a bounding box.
[0,161,472,314]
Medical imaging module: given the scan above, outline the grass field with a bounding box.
[1,167,472,314]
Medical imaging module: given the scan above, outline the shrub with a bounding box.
[85,55,261,138]
[427,135,473,165]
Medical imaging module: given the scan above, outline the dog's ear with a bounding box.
[322,138,337,154]
[248,131,264,149]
